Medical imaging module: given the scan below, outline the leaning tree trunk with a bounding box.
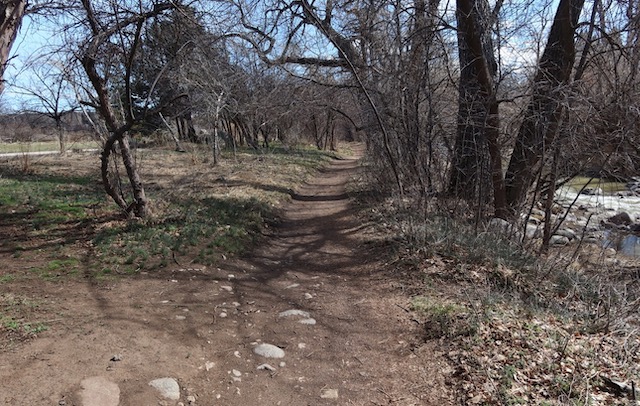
[504,0,586,212]
[0,0,26,95]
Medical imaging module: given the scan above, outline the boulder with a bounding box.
[608,212,633,226]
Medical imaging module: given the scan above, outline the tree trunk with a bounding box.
[452,0,508,218]
[450,0,496,205]
[0,0,26,95]
[504,0,585,212]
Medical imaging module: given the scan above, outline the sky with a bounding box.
[1,13,67,112]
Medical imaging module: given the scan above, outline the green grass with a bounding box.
[92,196,274,272]
[410,296,477,338]
[0,141,99,153]
[30,258,80,280]
[0,172,102,230]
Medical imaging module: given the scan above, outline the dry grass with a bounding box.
[355,189,640,405]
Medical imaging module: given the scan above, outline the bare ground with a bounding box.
[0,145,453,405]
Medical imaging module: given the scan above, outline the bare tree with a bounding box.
[76,0,177,218]
[12,58,77,153]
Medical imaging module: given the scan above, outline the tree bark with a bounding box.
[452,0,508,218]
[0,0,26,95]
[504,0,585,212]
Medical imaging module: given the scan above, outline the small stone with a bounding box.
[299,318,316,325]
[304,293,313,299]
[220,285,233,292]
[555,228,577,240]
[278,309,310,318]
[79,376,120,406]
[232,369,242,377]
[110,354,122,362]
[550,235,570,246]
[253,343,285,358]
[320,388,339,399]
[175,315,186,320]
[298,343,307,349]
[257,363,276,371]
[233,351,241,358]
[205,361,215,371]
[285,283,300,289]
[279,362,286,367]
[149,377,180,400]
[227,274,235,279]
[186,395,196,404]
[219,312,227,318]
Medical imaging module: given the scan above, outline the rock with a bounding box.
[584,235,600,244]
[79,376,120,406]
[257,363,276,371]
[527,216,541,225]
[253,343,285,358]
[531,208,545,218]
[204,361,215,371]
[299,318,316,325]
[278,309,310,318]
[110,354,122,362]
[609,212,633,226]
[554,228,577,240]
[526,224,541,239]
[175,315,186,320]
[220,285,233,292]
[320,389,339,399]
[149,378,180,400]
[186,395,196,404]
[232,369,242,377]
[488,217,512,234]
[581,187,603,196]
[304,293,313,299]
[550,235,570,246]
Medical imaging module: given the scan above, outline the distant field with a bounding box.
[0,140,100,154]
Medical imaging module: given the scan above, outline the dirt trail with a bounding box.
[0,145,453,405]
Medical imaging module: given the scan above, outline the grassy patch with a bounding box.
[0,293,49,346]
[410,296,477,338]
[0,171,103,232]
[30,258,80,280]
[92,197,273,272]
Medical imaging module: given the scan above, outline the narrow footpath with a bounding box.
[0,145,453,405]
